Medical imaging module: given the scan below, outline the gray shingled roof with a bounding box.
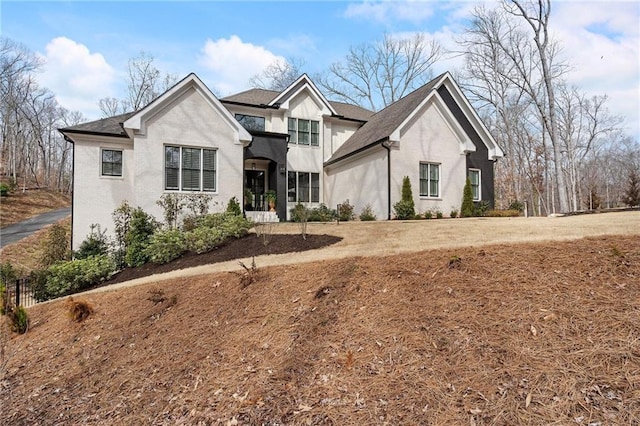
[326,74,445,165]
[221,89,373,122]
[60,111,136,137]
[221,88,279,106]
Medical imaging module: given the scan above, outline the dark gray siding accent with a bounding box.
[436,86,496,208]
[244,133,288,220]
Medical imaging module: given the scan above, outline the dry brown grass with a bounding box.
[0,189,70,227]
[1,234,638,425]
[65,297,94,323]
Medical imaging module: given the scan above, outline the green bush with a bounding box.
[185,227,225,254]
[39,224,70,267]
[0,183,9,197]
[145,228,186,264]
[393,200,415,220]
[29,269,52,302]
[450,208,458,218]
[45,255,116,298]
[184,213,251,254]
[226,196,242,216]
[124,208,158,267]
[337,200,355,221]
[290,203,310,222]
[424,209,433,219]
[308,204,336,222]
[461,178,474,218]
[75,224,109,260]
[7,305,29,334]
[474,201,491,217]
[394,176,415,219]
[359,204,376,221]
[197,213,251,238]
[435,209,443,219]
[508,200,524,213]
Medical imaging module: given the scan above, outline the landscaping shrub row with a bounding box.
[25,196,251,302]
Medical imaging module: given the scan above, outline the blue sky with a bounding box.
[2,1,639,138]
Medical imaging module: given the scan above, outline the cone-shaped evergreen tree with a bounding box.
[393,176,415,219]
[461,178,474,217]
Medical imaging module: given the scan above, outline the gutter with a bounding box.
[381,138,391,220]
[61,133,76,251]
[219,99,280,109]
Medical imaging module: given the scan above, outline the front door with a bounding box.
[244,170,265,211]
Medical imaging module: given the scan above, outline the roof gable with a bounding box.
[222,87,373,122]
[268,74,337,116]
[325,72,503,165]
[123,73,252,143]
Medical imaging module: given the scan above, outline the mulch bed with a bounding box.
[105,233,342,284]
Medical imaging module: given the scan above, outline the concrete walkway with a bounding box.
[0,207,71,248]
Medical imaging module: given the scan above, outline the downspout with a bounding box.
[381,139,391,220]
[63,135,75,251]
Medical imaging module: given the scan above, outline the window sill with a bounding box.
[100,175,124,180]
[163,190,218,194]
[419,196,442,201]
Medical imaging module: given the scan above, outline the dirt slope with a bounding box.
[2,234,638,425]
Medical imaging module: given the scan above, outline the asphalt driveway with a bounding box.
[0,207,71,248]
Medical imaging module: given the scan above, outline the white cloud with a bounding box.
[552,2,640,137]
[37,37,116,120]
[198,35,284,95]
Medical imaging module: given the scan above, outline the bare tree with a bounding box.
[502,0,570,212]
[316,33,442,111]
[98,97,123,117]
[0,37,84,192]
[98,51,179,116]
[249,57,305,91]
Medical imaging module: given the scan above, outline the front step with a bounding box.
[246,211,280,223]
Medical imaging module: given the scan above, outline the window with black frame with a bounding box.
[164,145,216,192]
[101,149,123,177]
[235,114,265,131]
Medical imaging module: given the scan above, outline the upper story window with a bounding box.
[101,149,122,177]
[288,117,319,146]
[165,145,216,192]
[469,169,481,201]
[419,162,440,198]
[235,114,265,131]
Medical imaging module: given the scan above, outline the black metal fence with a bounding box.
[4,278,37,308]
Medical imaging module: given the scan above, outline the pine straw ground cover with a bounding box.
[1,235,638,425]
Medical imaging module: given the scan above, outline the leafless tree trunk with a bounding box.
[1,37,84,192]
[98,51,179,117]
[316,33,442,111]
[249,57,305,91]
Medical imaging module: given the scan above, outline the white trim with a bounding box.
[469,168,481,201]
[123,73,252,144]
[269,74,337,116]
[438,72,504,160]
[419,162,441,199]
